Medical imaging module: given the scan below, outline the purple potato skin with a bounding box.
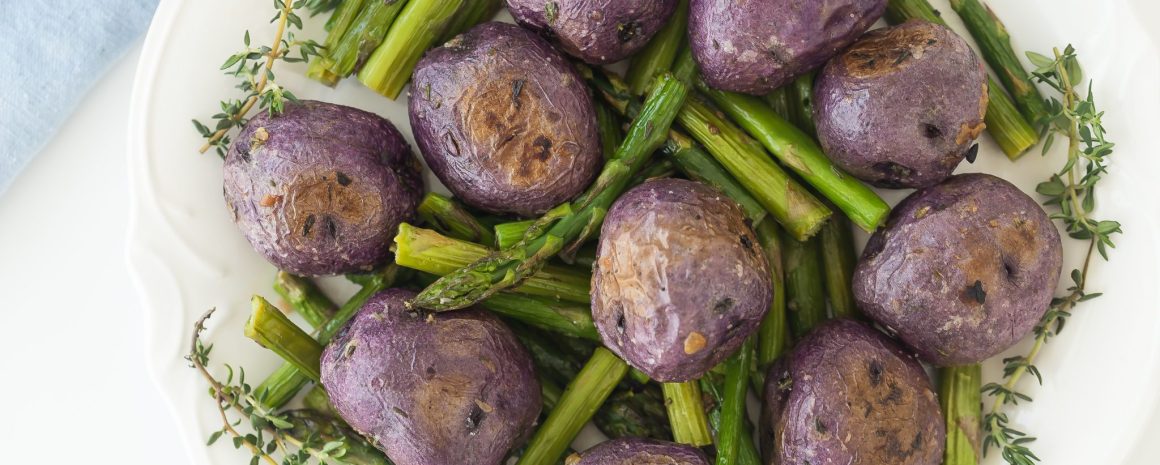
[814,21,989,189]
[320,289,542,465]
[760,319,944,465]
[507,0,678,64]
[410,22,601,217]
[223,100,422,276]
[592,178,771,382]
[569,437,711,465]
[853,174,1063,365]
[689,0,886,95]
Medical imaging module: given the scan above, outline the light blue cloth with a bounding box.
[0,0,159,195]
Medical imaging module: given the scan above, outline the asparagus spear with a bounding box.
[412,74,690,311]
[595,100,624,160]
[783,232,827,338]
[305,0,368,84]
[358,0,464,99]
[940,364,983,465]
[663,131,768,226]
[244,296,323,382]
[394,223,591,304]
[754,221,789,368]
[819,214,860,319]
[949,0,1050,125]
[516,348,630,465]
[254,265,401,409]
[511,322,671,440]
[662,381,713,447]
[438,0,502,42]
[416,192,495,245]
[884,0,1038,159]
[700,374,762,465]
[579,65,768,226]
[677,92,831,240]
[273,272,337,327]
[697,83,887,232]
[716,338,756,465]
[539,374,564,411]
[495,220,538,249]
[307,0,409,85]
[626,0,690,95]
[786,71,818,137]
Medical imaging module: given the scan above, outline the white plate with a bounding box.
[127,1,1160,464]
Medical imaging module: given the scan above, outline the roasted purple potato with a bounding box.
[506,0,678,64]
[760,319,944,465]
[853,174,1063,365]
[222,100,422,276]
[814,20,989,188]
[568,437,711,465]
[689,0,885,95]
[591,178,771,382]
[320,289,541,465]
[409,22,601,217]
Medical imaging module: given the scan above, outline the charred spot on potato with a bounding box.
[868,360,884,386]
[922,123,942,139]
[814,418,828,434]
[713,298,735,314]
[302,214,316,236]
[871,161,914,185]
[841,25,938,78]
[511,79,525,109]
[879,382,904,405]
[617,21,643,43]
[965,280,987,304]
[465,403,486,434]
[335,171,352,186]
[532,136,553,161]
[964,144,979,163]
[324,216,339,239]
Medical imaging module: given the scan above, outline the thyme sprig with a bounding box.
[192,0,324,158]
[981,45,1121,465]
[187,309,372,465]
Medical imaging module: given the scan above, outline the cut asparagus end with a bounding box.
[662,381,714,447]
[244,296,323,383]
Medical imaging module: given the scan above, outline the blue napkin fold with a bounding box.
[0,0,159,196]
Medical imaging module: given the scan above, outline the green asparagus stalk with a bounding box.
[516,348,630,465]
[819,214,860,319]
[716,338,756,465]
[763,86,794,121]
[481,292,599,340]
[358,0,464,99]
[701,373,762,465]
[662,381,713,447]
[308,0,409,85]
[306,0,368,84]
[884,0,1038,159]
[254,265,401,408]
[754,221,788,368]
[273,272,337,327]
[678,92,831,240]
[416,192,496,245]
[438,0,502,42]
[539,374,564,411]
[394,223,591,304]
[783,232,827,338]
[786,71,818,137]
[580,65,768,226]
[663,132,768,225]
[626,0,689,95]
[695,78,889,232]
[244,296,323,382]
[940,364,982,465]
[303,385,342,419]
[495,220,538,249]
[412,75,689,311]
[949,0,1050,125]
[595,100,624,160]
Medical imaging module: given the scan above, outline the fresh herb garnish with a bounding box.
[981,45,1121,465]
[192,0,324,158]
